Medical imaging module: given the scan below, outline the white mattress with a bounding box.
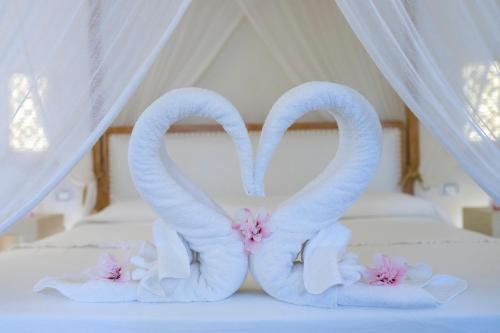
[1,196,500,333]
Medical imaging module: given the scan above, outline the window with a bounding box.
[8,73,49,152]
[463,61,500,142]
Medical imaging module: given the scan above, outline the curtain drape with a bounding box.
[117,0,405,124]
[238,0,404,120]
[336,0,500,201]
[0,0,190,231]
[3,0,498,230]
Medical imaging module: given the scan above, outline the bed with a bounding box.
[1,121,499,333]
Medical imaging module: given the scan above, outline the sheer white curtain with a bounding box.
[336,0,500,201]
[238,0,404,120]
[115,0,242,125]
[0,0,190,231]
[117,0,405,123]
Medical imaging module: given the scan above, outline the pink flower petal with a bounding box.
[233,208,272,254]
[363,254,408,286]
[94,252,130,282]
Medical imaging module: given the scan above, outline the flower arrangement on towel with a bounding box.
[92,252,131,282]
[363,254,408,286]
[363,254,434,287]
[232,208,271,254]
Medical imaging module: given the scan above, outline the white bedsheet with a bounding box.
[1,215,500,333]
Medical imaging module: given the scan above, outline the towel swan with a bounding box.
[249,81,467,308]
[33,84,466,306]
[250,82,382,307]
[127,88,252,302]
[33,88,253,303]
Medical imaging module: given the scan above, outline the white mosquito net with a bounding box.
[0,0,498,231]
[0,0,190,231]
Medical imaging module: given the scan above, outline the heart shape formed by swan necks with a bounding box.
[128,88,252,302]
[250,81,382,307]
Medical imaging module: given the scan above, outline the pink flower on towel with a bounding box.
[232,208,271,254]
[94,252,130,282]
[363,254,408,286]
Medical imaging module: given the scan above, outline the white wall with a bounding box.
[195,19,296,123]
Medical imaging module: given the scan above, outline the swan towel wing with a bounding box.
[152,220,191,280]
[136,221,192,298]
[303,223,353,294]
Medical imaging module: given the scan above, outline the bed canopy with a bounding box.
[0,0,499,231]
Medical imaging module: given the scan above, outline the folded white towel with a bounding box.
[337,274,467,308]
[249,82,466,308]
[33,272,138,303]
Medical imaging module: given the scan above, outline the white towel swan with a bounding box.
[34,88,253,303]
[249,82,466,308]
[128,87,252,302]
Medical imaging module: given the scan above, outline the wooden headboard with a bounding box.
[92,109,420,211]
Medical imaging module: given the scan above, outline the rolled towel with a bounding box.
[249,82,381,307]
[129,88,252,302]
[249,82,466,308]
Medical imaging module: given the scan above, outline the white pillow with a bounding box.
[344,192,449,221]
[216,192,446,221]
[81,192,447,226]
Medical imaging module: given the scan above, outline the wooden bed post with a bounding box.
[92,136,109,211]
[399,2,422,195]
[401,106,421,194]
